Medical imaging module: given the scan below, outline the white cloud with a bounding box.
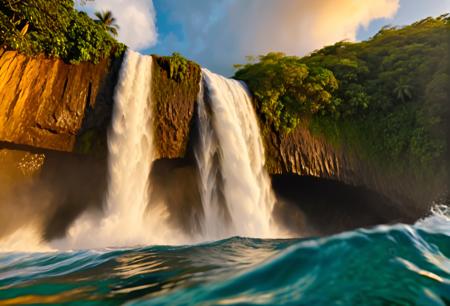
[82,0,157,50]
[154,0,400,75]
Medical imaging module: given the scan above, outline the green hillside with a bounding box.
[235,15,450,175]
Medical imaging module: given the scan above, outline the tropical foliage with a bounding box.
[157,52,191,82]
[235,15,450,172]
[235,52,338,131]
[94,11,119,37]
[0,0,125,63]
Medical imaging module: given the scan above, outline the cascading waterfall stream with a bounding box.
[55,50,165,249]
[105,50,153,230]
[195,69,278,240]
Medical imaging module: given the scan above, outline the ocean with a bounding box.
[0,207,449,305]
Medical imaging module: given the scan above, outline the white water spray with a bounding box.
[416,204,450,234]
[0,225,53,253]
[195,69,278,240]
[56,50,163,249]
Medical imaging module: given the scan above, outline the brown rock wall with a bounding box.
[264,123,447,213]
[152,56,201,158]
[0,51,121,152]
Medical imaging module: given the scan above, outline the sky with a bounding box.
[82,0,450,76]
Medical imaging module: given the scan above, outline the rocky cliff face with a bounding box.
[0,51,203,238]
[0,50,122,153]
[0,50,201,158]
[0,51,446,217]
[264,123,448,214]
[152,56,201,159]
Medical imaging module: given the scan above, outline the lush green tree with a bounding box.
[0,0,125,63]
[94,10,119,37]
[235,15,450,173]
[235,52,338,131]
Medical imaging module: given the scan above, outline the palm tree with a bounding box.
[94,11,119,37]
[393,81,413,103]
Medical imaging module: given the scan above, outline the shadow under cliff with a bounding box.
[39,152,107,240]
[147,158,423,238]
[272,174,419,237]
[0,145,107,241]
[0,149,430,243]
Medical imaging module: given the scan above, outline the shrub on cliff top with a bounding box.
[156,52,194,83]
[0,0,125,63]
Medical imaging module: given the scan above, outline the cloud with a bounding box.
[153,0,400,75]
[82,0,157,50]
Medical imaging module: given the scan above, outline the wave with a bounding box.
[0,210,449,305]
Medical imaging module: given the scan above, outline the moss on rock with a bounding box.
[152,54,201,158]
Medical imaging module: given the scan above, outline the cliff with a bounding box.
[0,51,201,238]
[0,50,122,153]
[264,124,448,215]
[0,51,446,218]
[152,55,201,159]
[232,16,449,211]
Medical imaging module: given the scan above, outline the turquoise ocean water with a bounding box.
[0,211,449,305]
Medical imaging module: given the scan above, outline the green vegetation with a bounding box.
[94,11,119,37]
[235,52,338,131]
[156,52,191,82]
[0,0,125,63]
[235,15,450,173]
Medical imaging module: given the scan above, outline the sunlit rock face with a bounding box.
[0,51,202,158]
[0,50,122,152]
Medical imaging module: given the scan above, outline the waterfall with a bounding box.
[195,69,277,240]
[61,65,280,248]
[99,50,154,245]
[55,50,169,249]
[0,54,282,251]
